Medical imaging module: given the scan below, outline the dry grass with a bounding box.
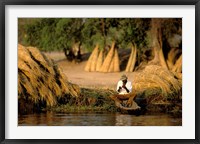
[84,42,120,73]
[100,42,115,72]
[108,58,114,72]
[126,44,137,72]
[18,44,80,114]
[132,65,182,98]
[96,49,104,72]
[113,49,120,72]
[144,65,181,93]
[134,73,172,96]
[84,44,99,72]
[133,82,160,93]
[90,44,99,72]
[126,46,134,72]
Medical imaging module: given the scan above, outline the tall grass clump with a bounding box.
[18,44,80,114]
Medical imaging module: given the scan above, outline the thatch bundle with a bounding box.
[133,72,172,96]
[108,58,114,72]
[18,44,80,114]
[90,45,99,72]
[84,42,120,73]
[99,42,120,73]
[133,82,160,93]
[125,44,137,72]
[100,42,115,72]
[113,49,120,72]
[96,49,104,71]
[144,65,181,93]
[84,44,99,72]
[132,65,182,99]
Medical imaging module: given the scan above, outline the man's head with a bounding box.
[120,74,128,83]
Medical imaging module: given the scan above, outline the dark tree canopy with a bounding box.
[18,18,182,65]
[19,18,152,51]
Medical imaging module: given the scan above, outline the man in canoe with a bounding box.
[110,74,140,110]
[117,74,132,95]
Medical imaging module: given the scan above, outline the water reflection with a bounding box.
[18,112,182,126]
[115,114,133,126]
[115,114,182,126]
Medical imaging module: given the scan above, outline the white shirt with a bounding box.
[116,80,132,94]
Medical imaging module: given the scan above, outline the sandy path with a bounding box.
[44,51,136,90]
[57,60,136,90]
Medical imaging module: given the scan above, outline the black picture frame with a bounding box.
[1,0,199,144]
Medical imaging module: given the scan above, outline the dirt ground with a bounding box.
[44,51,136,90]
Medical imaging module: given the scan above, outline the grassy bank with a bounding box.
[48,87,182,117]
[49,88,118,113]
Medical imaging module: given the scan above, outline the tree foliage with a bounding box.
[19,18,182,69]
[19,18,151,52]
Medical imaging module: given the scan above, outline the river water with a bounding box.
[18,111,182,126]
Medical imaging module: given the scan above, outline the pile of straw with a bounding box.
[125,43,137,72]
[84,42,120,72]
[18,44,80,114]
[132,65,182,102]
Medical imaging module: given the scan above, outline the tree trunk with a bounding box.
[101,18,106,48]
[167,48,182,70]
[172,54,182,73]
[151,19,168,69]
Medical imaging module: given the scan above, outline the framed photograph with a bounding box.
[1,0,199,143]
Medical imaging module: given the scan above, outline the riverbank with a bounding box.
[44,87,182,118]
[18,49,182,126]
[43,52,182,117]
